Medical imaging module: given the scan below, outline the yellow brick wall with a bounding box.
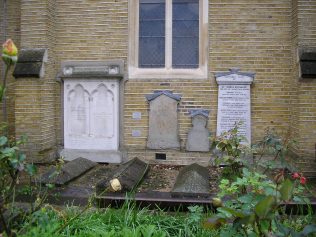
[291,0,316,174]
[125,0,293,164]
[13,0,57,162]
[0,0,21,135]
[54,0,129,149]
[2,0,315,168]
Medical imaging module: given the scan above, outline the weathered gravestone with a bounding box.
[40,157,97,186]
[215,68,255,144]
[171,163,210,197]
[96,158,149,194]
[146,91,181,149]
[186,109,210,152]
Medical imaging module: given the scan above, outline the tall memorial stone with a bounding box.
[146,91,181,149]
[215,68,255,144]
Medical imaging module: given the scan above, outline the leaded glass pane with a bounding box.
[139,0,165,68]
[172,0,199,68]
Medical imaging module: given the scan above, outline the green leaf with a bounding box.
[140,225,156,237]
[217,207,246,218]
[0,136,8,146]
[0,86,5,102]
[237,213,256,225]
[2,147,15,155]
[45,183,55,189]
[275,222,291,236]
[238,193,253,204]
[254,195,276,219]
[301,225,316,236]
[260,219,271,235]
[18,153,26,162]
[26,163,37,176]
[279,179,294,201]
[202,216,227,230]
[275,144,282,151]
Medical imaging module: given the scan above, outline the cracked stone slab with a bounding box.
[96,158,149,194]
[39,157,97,186]
[171,163,210,198]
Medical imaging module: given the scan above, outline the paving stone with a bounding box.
[171,163,210,197]
[39,157,97,185]
[96,158,149,194]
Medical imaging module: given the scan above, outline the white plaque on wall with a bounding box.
[215,69,255,144]
[64,79,119,150]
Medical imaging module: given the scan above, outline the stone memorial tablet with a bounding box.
[146,91,181,149]
[59,61,124,163]
[215,69,255,144]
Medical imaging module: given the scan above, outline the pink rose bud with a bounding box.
[292,172,300,179]
[300,176,306,185]
[2,39,18,57]
[2,39,18,65]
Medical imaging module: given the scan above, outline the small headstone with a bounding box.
[96,158,149,194]
[40,157,97,185]
[146,91,181,149]
[171,163,210,197]
[186,110,210,152]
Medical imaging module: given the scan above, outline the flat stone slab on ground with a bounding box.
[96,158,149,194]
[39,157,97,185]
[171,163,210,198]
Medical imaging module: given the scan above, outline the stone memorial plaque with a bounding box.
[64,79,119,150]
[132,112,142,120]
[132,130,141,137]
[60,61,124,163]
[215,69,255,144]
[146,91,181,149]
[171,163,210,197]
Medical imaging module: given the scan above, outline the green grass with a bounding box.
[18,201,220,237]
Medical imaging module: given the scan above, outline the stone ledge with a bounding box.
[59,149,123,163]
